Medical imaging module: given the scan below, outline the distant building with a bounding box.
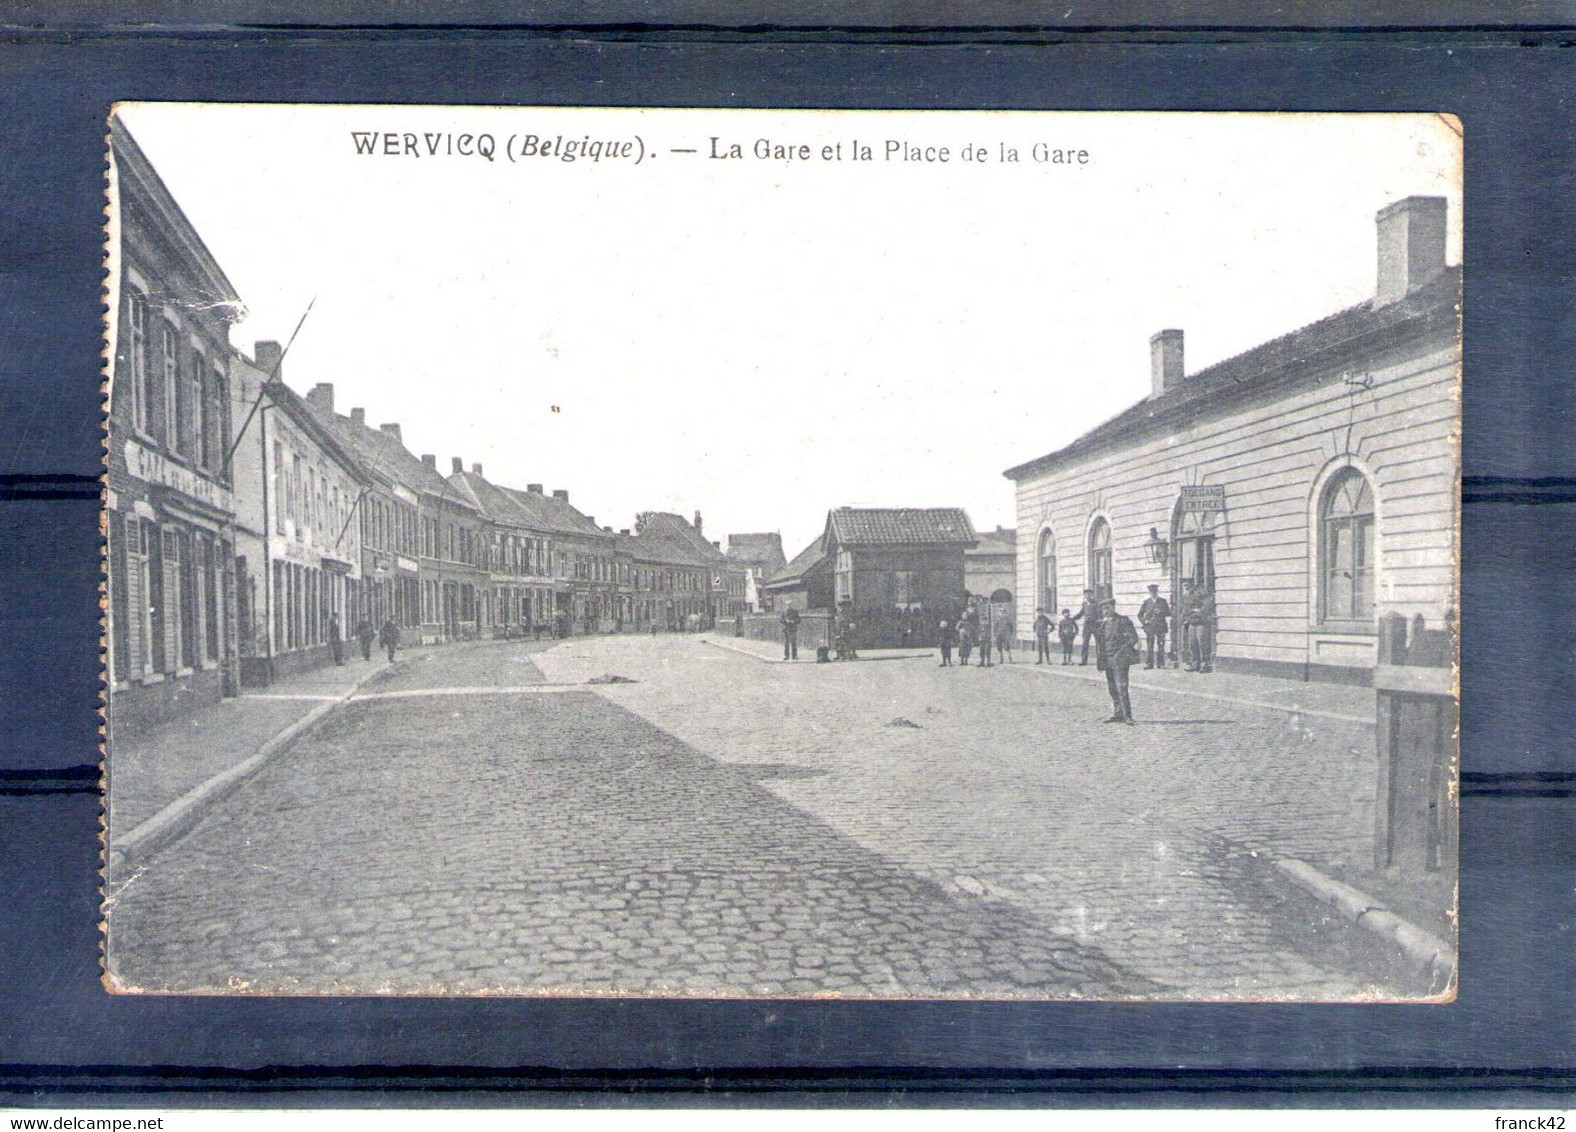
[965,526,1017,604]
[310,401,425,639]
[629,511,742,628]
[445,465,557,636]
[504,485,619,635]
[764,507,978,647]
[230,363,368,685]
[760,539,835,615]
[727,532,787,612]
[106,120,243,734]
[1005,196,1459,683]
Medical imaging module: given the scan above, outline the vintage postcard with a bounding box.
[100,105,1460,999]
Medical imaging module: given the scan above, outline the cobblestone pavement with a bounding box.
[534,635,1423,999]
[104,639,1148,998]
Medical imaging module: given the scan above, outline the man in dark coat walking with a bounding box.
[379,617,400,664]
[355,616,376,662]
[328,613,345,666]
[1138,583,1172,670]
[1094,598,1140,724]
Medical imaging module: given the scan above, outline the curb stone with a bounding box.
[106,656,408,873]
[1275,856,1457,993]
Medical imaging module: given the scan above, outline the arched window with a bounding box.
[1320,469,1375,624]
[1037,529,1058,614]
[1087,517,1113,603]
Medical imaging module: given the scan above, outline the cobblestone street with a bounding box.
[106,635,1420,999]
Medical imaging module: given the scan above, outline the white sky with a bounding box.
[115,106,1461,556]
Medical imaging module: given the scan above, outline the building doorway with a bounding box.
[1171,498,1218,660]
[1087,518,1113,603]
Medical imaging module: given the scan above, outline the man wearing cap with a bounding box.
[1187,582,1217,673]
[1138,583,1172,671]
[1094,598,1140,724]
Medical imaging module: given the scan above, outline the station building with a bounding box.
[1005,196,1459,684]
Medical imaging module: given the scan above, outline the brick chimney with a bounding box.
[1150,329,1184,398]
[305,383,334,415]
[1375,196,1448,308]
[620,528,630,536]
[527,483,543,494]
[254,341,283,379]
[422,454,436,468]
[380,423,402,443]
[350,407,366,427]
[693,510,703,533]
[451,457,464,475]
[471,462,483,476]
[553,489,569,502]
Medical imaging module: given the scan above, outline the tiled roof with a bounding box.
[826,507,978,548]
[1004,267,1461,482]
[499,486,612,541]
[726,532,786,572]
[636,512,727,565]
[762,537,832,588]
[449,471,545,531]
[313,408,473,508]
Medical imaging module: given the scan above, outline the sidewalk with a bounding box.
[704,633,1373,723]
[106,645,430,866]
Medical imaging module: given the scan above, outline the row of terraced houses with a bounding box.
[104,121,753,737]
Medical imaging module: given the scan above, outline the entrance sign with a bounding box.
[1180,485,1226,513]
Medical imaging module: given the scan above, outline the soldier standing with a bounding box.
[1138,583,1171,670]
[1073,588,1100,665]
[1189,583,1217,673]
[1033,607,1053,664]
[1094,598,1140,724]
[779,605,800,660]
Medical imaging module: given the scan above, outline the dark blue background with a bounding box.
[0,33,1571,1104]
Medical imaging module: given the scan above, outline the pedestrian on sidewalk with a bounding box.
[1188,583,1216,673]
[1057,608,1078,664]
[1094,598,1139,724]
[957,613,974,666]
[1033,607,1053,664]
[328,613,345,666]
[993,609,1014,665]
[938,618,955,666]
[379,617,400,663]
[1074,588,1099,665]
[1138,583,1171,670]
[780,605,800,660]
[356,616,375,662]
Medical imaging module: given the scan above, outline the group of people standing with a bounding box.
[1022,579,1219,724]
[321,614,403,666]
[936,598,1014,667]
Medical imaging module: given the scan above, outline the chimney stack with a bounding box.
[472,462,483,476]
[553,489,569,503]
[254,340,283,379]
[422,454,436,469]
[350,407,366,427]
[587,516,596,526]
[620,528,630,536]
[693,510,703,533]
[1150,329,1185,398]
[451,457,464,475]
[1375,196,1448,308]
[306,383,334,416]
[712,540,721,550]
[527,483,543,494]
[380,423,402,443]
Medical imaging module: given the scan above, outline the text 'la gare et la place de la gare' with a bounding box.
[349,131,1091,166]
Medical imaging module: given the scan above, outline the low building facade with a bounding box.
[1005,197,1459,683]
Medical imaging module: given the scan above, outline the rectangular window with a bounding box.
[162,528,184,671]
[161,324,179,450]
[127,291,151,433]
[109,511,131,682]
[190,350,207,468]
